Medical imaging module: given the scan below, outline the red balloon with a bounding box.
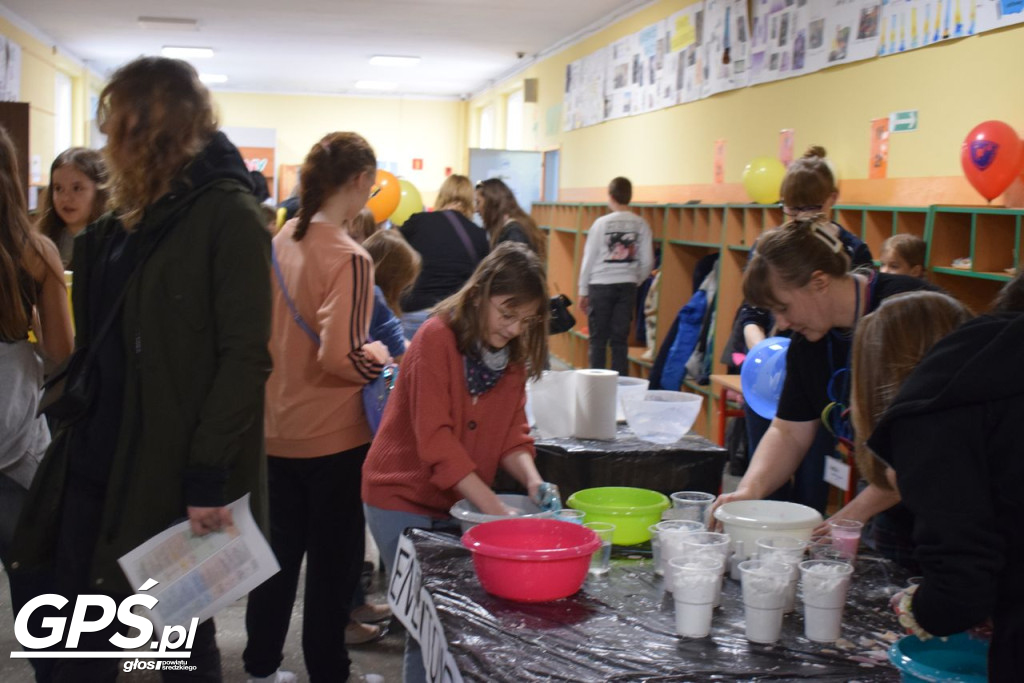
[960,120,1024,201]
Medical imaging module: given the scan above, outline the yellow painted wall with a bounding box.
[0,16,95,184]
[212,92,467,206]
[472,0,1024,205]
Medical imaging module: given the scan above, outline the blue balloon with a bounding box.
[740,336,791,420]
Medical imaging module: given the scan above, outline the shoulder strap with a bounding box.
[443,210,479,262]
[271,244,322,347]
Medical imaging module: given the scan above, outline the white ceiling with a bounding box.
[6,0,650,98]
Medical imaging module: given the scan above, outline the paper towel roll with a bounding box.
[574,369,619,440]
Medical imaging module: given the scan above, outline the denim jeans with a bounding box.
[400,310,431,342]
[364,505,459,683]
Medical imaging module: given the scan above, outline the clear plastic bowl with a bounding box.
[450,493,552,533]
[622,390,703,444]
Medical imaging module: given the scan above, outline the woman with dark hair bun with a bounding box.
[712,216,933,568]
[727,145,872,511]
[12,56,272,681]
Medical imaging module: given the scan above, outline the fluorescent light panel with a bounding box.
[355,80,398,91]
[198,73,228,84]
[161,46,214,59]
[138,16,198,31]
[369,55,420,67]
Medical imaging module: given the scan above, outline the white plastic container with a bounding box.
[712,500,822,559]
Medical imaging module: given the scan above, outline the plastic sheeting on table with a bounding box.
[531,426,727,500]
[409,528,908,682]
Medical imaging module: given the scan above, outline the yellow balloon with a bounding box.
[389,179,423,227]
[742,157,787,204]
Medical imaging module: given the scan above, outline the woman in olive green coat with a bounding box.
[12,57,271,681]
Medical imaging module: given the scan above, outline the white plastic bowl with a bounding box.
[449,494,553,533]
[622,390,703,444]
[713,500,823,559]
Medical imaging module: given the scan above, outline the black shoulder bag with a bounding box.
[548,294,576,335]
[37,189,207,425]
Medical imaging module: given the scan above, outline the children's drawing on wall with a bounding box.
[809,18,825,48]
[828,25,850,61]
[792,29,806,68]
[976,0,1023,32]
[857,4,881,39]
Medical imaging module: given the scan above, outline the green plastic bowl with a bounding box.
[566,487,670,545]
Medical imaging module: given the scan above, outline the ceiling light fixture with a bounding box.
[355,80,398,91]
[161,46,214,59]
[138,16,198,31]
[198,73,228,84]
[369,55,421,67]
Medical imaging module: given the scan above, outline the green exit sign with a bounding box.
[890,110,918,132]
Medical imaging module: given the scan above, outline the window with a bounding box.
[54,71,73,157]
[478,104,495,149]
[505,89,524,150]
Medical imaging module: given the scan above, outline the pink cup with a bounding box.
[827,518,864,562]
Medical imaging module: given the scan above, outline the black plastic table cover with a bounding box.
[529,427,728,500]
[408,529,908,682]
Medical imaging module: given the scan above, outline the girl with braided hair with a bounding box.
[244,132,390,682]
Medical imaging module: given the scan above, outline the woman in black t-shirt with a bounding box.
[399,174,489,339]
[712,218,933,566]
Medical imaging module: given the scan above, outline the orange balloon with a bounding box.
[367,170,401,222]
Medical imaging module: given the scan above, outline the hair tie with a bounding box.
[791,209,827,222]
[810,221,843,254]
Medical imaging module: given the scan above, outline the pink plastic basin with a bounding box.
[461,518,601,602]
